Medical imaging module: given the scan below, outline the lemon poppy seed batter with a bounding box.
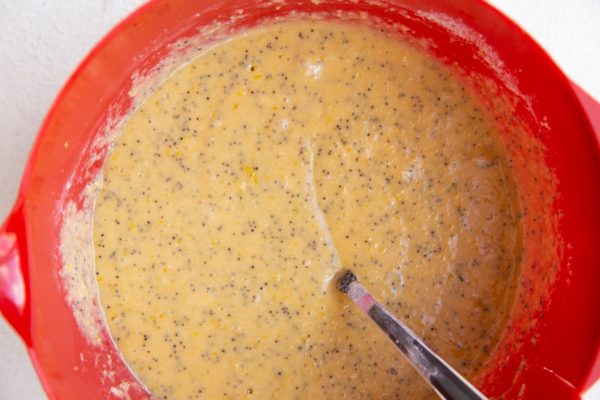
[94,20,522,399]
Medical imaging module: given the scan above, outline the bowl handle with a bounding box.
[571,82,600,146]
[0,211,29,343]
[570,83,600,398]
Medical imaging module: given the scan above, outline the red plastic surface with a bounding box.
[0,210,28,343]
[569,82,600,392]
[571,83,600,147]
[0,0,599,399]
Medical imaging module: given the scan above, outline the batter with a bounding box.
[94,21,521,399]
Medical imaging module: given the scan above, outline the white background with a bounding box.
[1,1,599,399]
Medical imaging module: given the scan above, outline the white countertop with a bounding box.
[1,1,599,399]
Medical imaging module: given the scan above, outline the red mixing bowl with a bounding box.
[1,0,599,399]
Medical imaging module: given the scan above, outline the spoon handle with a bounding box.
[344,277,488,400]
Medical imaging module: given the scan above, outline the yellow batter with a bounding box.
[94,21,521,399]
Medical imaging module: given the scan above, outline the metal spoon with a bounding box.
[336,270,488,400]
